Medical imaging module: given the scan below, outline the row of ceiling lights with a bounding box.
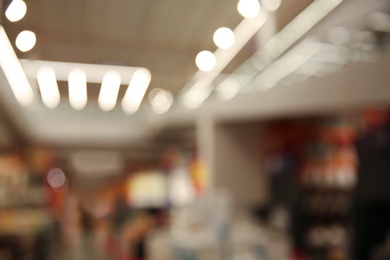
[194,0,281,72]
[3,0,281,114]
[5,0,36,52]
[180,0,282,109]
[36,66,152,113]
[3,0,174,114]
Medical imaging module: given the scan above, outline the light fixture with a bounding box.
[68,68,87,110]
[195,51,216,72]
[19,60,141,84]
[213,27,235,49]
[182,13,268,109]
[261,0,281,12]
[122,68,151,114]
[216,78,241,101]
[98,71,121,111]
[5,0,27,22]
[182,83,213,109]
[148,88,173,114]
[37,66,60,108]
[15,30,36,52]
[237,0,261,19]
[0,26,33,106]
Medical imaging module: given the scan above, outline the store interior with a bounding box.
[0,0,390,259]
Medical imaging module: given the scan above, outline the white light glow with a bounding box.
[213,27,235,49]
[216,78,241,101]
[0,26,33,106]
[68,68,87,110]
[122,68,151,114]
[5,0,27,22]
[47,168,66,189]
[237,0,261,19]
[261,0,281,12]
[15,30,36,52]
[20,60,142,83]
[195,51,216,72]
[37,66,60,108]
[98,71,121,111]
[47,168,68,193]
[182,85,213,109]
[148,88,173,114]
[129,172,167,207]
[182,12,268,109]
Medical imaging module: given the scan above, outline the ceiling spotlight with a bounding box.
[182,86,212,109]
[237,0,261,19]
[0,26,33,106]
[15,30,36,52]
[68,68,87,110]
[47,168,68,193]
[148,88,173,114]
[5,0,27,22]
[122,68,152,114]
[37,66,60,109]
[213,27,235,49]
[195,51,216,72]
[261,0,281,12]
[98,71,121,111]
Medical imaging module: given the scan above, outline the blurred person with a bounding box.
[125,211,155,260]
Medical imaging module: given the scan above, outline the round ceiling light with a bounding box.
[213,27,235,49]
[148,88,174,114]
[195,51,216,72]
[15,30,36,52]
[237,0,261,19]
[5,0,27,22]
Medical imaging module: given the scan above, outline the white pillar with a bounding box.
[196,116,269,209]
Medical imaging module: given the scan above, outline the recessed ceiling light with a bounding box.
[15,30,36,52]
[148,88,173,114]
[5,0,27,22]
[122,68,152,114]
[237,0,261,19]
[213,27,235,49]
[195,51,216,72]
[37,66,60,109]
[68,68,87,110]
[98,71,121,111]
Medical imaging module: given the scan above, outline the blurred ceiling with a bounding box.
[0,0,389,149]
[2,0,249,95]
